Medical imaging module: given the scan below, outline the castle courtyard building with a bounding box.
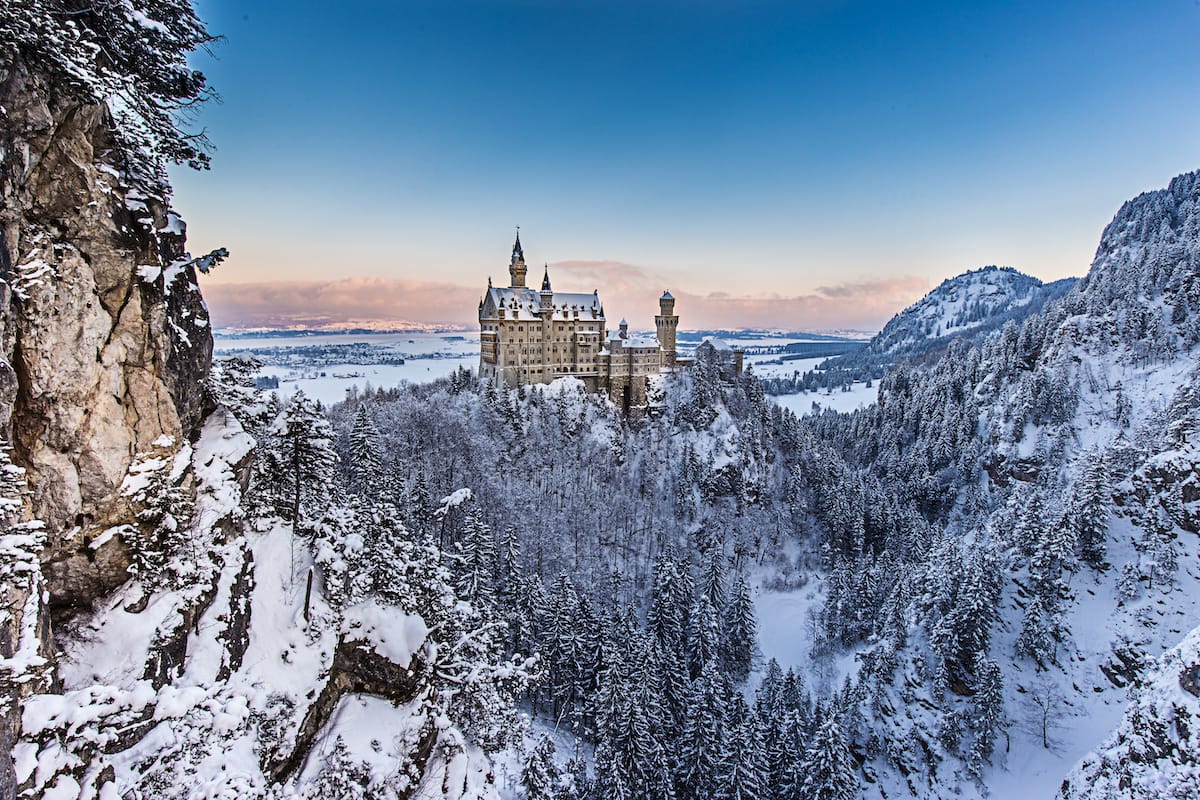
[479,233,679,411]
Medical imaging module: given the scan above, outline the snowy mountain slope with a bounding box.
[870,266,1071,356]
[769,266,1075,394]
[1058,621,1200,799]
[797,168,1200,800]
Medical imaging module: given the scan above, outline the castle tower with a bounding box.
[509,229,527,288]
[539,265,554,312]
[655,290,678,367]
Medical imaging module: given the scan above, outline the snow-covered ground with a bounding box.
[214,332,480,405]
[743,353,882,417]
[743,355,826,379]
[771,382,879,417]
[217,332,876,408]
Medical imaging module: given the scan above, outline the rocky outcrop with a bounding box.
[0,45,218,797]
[271,639,432,783]
[0,54,213,612]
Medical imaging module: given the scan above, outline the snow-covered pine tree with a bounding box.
[687,592,721,680]
[1,0,218,197]
[522,735,562,800]
[967,654,1005,777]
[717,694,767,800]
[1015,591,1058,668]
[273,390,339,526]
[798,710,858,800]
[1138,501,1179,592]
[675,660,728,800]
[649,548,693,655]
[722,573,757,682]
[209,355,268,434]
[453,503,497,610]
[128,450,195,591]
[308,737,372,799]
[1070,450,1110,568]
[348,403,383,498]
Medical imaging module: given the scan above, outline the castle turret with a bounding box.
[509,229,527,288]
[619,318,628,339]
[655,290,678,367]
[539,265,554,312]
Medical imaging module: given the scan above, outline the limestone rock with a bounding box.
[0,53,214,612]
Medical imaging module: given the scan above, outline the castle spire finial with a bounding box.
[541,264,552,292]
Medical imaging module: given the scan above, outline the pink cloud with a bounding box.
[550,260,928,331]
[201,276,481,330]
[200,264,929,333]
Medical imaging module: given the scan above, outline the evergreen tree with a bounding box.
[798,711,857,800]
[649,549,692,654]
[967,655,1005,777]
[2,0,219,196]
[348,404,383,498]
[1071,451,1110,567]
[717,695,767,800]
[309,737,372,799]
[675,660,727,800]
[128,448,195,590]
[273,390,339,525]
[700,541,729,611]
[775,716,809,800]
[686,592,720,679]
[209,355,268,433]
[723,573,757,682]
[1015,592,1057,668]
[454,504,497,609]
[522,735,562,800]
[1139,502,1178,591]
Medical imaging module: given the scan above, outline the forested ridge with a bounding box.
[183,169,1200,797]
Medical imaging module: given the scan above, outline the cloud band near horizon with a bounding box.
[199,263,930,333]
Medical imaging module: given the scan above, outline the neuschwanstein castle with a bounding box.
[478,233,681,411]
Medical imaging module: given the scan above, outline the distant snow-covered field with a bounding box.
[214,332,480,405]
[215,330,879,412]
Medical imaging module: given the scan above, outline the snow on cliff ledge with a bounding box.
[1059,623,1200,799]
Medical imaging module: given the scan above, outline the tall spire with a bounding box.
[541,264,552,292]
[508,227,527,288]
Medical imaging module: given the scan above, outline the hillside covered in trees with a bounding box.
[763,266,1076,395]
[2,3,1199,799]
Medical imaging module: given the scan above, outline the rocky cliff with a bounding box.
[0,29,217,797]
[1,54,214,609]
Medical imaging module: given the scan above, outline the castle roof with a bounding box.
[480,286,604,322]
[603,330,660,351]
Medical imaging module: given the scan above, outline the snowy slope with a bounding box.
[1059,621,1200,799]
[784,170,1200,800]
[870,265,1067,355]
[784,266,1075,394]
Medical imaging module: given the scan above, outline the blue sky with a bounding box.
[177,0,1200,330]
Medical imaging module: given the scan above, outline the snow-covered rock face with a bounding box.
[0,53,214,606]
[1059,625,1200,799]
[0,46,216,793]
